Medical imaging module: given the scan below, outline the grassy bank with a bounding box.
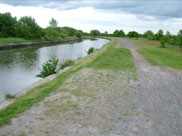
[0,38,40,44]
[0,37,78,45]
[0,38,136,127]
[130,38,182,69]
[88,43,135,72]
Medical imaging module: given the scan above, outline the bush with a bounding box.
[60,59,75,69]
[5,94,16,99]
[43,27,64,41]
[160,41,166,48]
[36,57,59,78]
[87,47,95,54]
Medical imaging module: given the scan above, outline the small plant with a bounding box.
[5,93,15,99]
[87,47,95,55]
[90,37,97,41]
[60,59,75,69]
[160,41,166,48]
[36,57,58,78]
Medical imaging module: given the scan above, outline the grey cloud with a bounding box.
[0,0,182,19]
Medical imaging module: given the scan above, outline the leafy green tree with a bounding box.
[104,31,108,36]
[155,29,164,40]
[57,27,77,37]
[43,27,65,41]
[160,36,166,48]
[178,30,182,48]
[0,12,17,37]
[127,31,139,38]
[17,16,43,39]
[76,30,84,39]
[49,18,58,28]
[144,30,154,40]
[113,30,125,37]
[90,30,100,37]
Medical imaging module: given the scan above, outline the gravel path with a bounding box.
[0,38,182,136]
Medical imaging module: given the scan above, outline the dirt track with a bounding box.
[0,38,182,136]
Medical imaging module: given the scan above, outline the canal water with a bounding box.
[0,38,109,101]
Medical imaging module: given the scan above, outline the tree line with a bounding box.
[0,12,182,47]
[0,12,84,41]
[88,29,182,48]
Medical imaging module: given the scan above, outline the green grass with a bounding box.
[0,38,135,127]
[5,94,16,99]
[60,59,75,69]
[130,38,182,69]
[87,40,135,71]
[0,38,39,44]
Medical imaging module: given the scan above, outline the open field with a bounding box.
[130,38,182,69]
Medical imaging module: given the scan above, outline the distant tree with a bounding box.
[90,30,100,37]
[49,18,58,28]
[178,30,182,48]
[58,27,77,36]
[127,31,139,39]
[160,36,166,48]
[178,30,182,36]
[155,29,164,40]
[113,30,125,37]
[17,16,43,39]
[0,12,17,37]
[144,30,154,40]
[76,30,84,39]
[103,31,108,36]
[43,27,64,41]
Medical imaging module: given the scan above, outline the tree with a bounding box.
[127,31,139,38]
[43,27,64,41]
[155,29,164,40]
[178,30,182,48]
[76,30,84,39]
[144,30,154,40]
[90,30,100,37]
[17,16,43,39]
[0,12,17,37]
[49,18,58,28]
[104,31,108,36]
[113,30,125,37]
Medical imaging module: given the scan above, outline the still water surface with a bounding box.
[0,38,109,101]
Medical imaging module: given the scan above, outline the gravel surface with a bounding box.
[0,38,182,136]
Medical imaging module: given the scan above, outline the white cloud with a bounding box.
[0,3,181,34]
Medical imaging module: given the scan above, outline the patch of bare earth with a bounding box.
[0,67,138,136]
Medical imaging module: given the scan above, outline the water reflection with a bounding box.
[0,38,109,101]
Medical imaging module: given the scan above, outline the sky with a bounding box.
[0,0,182,34]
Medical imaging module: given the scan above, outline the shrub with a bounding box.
[36,57,58,78]
[5,94,16,99]
[60,59,75,69]
[160,41,166,48]
[87,47,95,55]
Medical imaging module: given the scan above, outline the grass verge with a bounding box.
[0,38,40,44]
[130,38,182,69]
[60,59,75,69]
[87,39,136,72]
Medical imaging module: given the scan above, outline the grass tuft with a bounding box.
[5,94,16,99]
[60,59,75,69]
